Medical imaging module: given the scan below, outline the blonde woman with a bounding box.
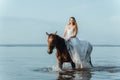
[63,17,93,68]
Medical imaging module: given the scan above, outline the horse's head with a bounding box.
[46,31,57,54]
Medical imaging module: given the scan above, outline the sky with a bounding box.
[0,0,120,45]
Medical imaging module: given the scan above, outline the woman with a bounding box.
[63,17,93,68]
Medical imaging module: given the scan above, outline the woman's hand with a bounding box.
[68,37,71,41]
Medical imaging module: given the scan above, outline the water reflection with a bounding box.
[57,69,91,80]
[33,66,120,80]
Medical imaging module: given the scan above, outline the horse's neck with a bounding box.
[55,35,66,52]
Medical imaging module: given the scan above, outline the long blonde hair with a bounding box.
[69,17,78,34]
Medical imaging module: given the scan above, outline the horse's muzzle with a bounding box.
[47,50,53,54]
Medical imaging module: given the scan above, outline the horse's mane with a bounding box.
[48,33,66,50]
[55,35,65,43]
[55,34,66,48]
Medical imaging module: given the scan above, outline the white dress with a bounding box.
[65,27,93,68]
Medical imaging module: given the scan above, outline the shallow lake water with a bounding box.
[0,46,120,80]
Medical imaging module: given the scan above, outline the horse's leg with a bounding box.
[71,61,75,69]
[56,52,63,70]
[58,60,63,70]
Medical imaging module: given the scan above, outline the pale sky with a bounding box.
[0,0,120,44]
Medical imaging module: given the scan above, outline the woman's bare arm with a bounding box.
[71,26,77,38]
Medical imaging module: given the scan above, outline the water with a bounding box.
[0,46,120,80]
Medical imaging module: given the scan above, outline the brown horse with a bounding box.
[46,32,75,70]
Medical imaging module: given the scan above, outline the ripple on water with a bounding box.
[31,66,120,80]
[32,66,120,73]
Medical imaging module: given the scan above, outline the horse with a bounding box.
[46,31,93,70]
[46,32,75,70]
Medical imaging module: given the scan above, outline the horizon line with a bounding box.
[0,44,120,47]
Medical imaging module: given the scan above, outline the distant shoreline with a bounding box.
[0,44,120,47]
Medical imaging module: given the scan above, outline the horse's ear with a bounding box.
[54,31,57,35]
[46,32,49,36]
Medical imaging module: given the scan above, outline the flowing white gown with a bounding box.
[65,27,93,68]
